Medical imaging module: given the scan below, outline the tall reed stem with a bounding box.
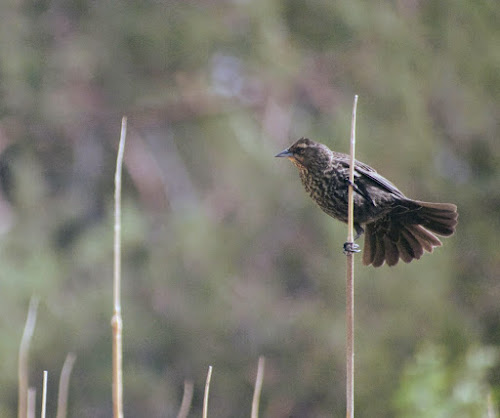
[346,95,358,418]
[112,116,127,418]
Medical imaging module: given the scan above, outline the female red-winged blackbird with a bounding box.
[275,138,458,267]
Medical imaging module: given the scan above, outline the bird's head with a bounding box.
[275,138,332,170]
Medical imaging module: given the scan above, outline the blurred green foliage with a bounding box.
[395,344,497,417]
[0,0,499,417]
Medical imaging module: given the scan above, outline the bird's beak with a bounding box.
[275,148,294,158]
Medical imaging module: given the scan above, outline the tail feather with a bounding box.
[362,223,376,266]
[414,201,457,212]
[421,219,455,236]
[410,225,442,251]
[400,226,424,260]
[396,233,414,263]
[362,200,458,267]
[383,235,399,266]
[372,232,386,267]
[414,201,458,236]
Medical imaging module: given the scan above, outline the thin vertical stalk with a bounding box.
[203,366,213,418]
[487,391,497,418]
[18,297,39,418]
[251,356,265,418]
[41,371,48,418]
[346,95,358,418]
[176,380,194,418]
[27,388,36,418]
[56,353,77,418]
[112,116,127,418]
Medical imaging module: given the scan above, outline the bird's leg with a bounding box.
[343,224,363,254]
[354,224,364,240]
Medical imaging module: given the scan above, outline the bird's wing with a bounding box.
[354,161,406,198]
[336,158,406,199]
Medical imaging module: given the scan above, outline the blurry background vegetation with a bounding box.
[0,0,499,417]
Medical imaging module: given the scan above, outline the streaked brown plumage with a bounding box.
[275,138,458,267]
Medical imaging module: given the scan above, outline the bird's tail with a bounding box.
[362,201,458,267]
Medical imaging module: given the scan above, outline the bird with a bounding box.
[275,138,458,267]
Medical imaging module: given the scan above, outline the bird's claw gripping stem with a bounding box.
[343,242,360,255]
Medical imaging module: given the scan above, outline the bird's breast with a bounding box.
[298,167,350,221]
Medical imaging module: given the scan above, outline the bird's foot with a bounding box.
[354,224,364,241]
[343,242,360,254]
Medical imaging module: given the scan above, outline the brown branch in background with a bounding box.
[251,356,265,418]
[56,353,77,418]
[112,116,127,418]
[176,380,194,418]
[27,388,36,418]
[18,297,39,418]
[203,366,213,418]
[41,371,48,418]
[345,95,358,418]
